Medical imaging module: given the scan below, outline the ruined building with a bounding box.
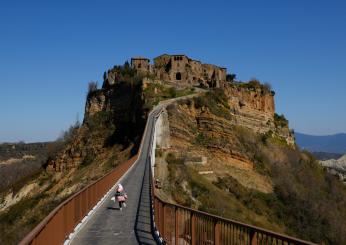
[131,54,227,88]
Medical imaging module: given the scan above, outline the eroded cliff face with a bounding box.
[161,87,295,187]
[224,84,294,145]
[47,82,145,172]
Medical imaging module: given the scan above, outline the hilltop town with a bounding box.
[105,54,228,89]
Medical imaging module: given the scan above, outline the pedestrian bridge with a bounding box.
[19,99,316,245]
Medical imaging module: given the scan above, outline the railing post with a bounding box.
[250,229,257,245]
[162,203,166,239]
[214,220,220,245]
[175,207,179,245]
[191,212,196,245]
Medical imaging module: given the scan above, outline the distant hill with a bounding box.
[312,152,343,161]
[0,142,50,191]
[295,132,346,154]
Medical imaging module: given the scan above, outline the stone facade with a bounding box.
[131,57,150,74]
[131,54,227,88]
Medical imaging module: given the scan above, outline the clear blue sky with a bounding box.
[1,0,345,142]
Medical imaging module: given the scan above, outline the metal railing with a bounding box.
[19,155,137,245]
[152,195,316,245]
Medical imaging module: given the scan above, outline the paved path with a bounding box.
[70,110,160,245]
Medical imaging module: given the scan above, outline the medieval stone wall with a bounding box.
[132,54,227,88]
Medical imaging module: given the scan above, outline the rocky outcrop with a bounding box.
[167,102,253,165]
[224,84,294,145]
[47,82,146,172]
[84,92,107,118]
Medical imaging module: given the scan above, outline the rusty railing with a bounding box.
[152,195,316,245]
[19,155,137,245]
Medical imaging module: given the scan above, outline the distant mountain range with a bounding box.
[295,132,346,154]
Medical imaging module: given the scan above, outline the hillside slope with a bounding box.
[155,88,346,245]
[0,142,49,192]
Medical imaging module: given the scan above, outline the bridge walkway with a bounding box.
[70,110,159,245]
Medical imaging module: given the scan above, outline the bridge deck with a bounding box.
[70,114,158,245]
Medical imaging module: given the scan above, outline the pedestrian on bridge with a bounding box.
[114,183,127,211]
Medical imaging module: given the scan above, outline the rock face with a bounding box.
[164,86,295,173]
[47,82,146,172]
[224,84,294,145]
[320,155,346,183]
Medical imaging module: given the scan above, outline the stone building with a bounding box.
[131,54,227,88]
[130,57,151,74]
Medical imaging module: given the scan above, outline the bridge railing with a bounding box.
[19,155,137,245]
[152,194,316,245]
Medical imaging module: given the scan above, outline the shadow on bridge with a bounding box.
[134,155,158,245]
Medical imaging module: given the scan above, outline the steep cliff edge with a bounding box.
[224,81,294,145]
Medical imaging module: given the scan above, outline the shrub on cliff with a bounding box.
[226,73,236,82]
[111,62,142,85]
[193,89,231,120]
[274,113,289,128]
[87,81,98,98]
[233,79,273,94]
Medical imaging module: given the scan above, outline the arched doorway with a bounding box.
[176,72,182,80]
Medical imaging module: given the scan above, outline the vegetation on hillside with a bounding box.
[0,142,49,192]
[143,83,195,110]
[0,114,132,244]
[232,78,274,95]
[193,89,232,120]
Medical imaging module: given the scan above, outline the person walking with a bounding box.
[114,183,127,211]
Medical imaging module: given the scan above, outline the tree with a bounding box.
[226,73,236,82]
[103,71,107,82]
[87,81,98,97]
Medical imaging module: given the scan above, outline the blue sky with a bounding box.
[0,0,345,142]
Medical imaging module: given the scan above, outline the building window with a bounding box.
[176,72,182,80]
[138,64,141,68]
